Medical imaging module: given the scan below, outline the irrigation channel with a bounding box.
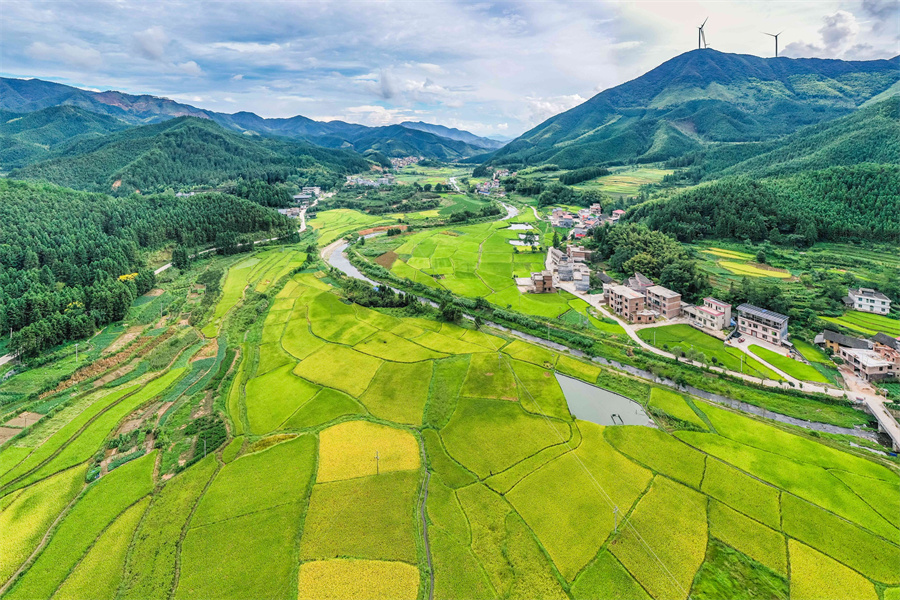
[324,240,879,442]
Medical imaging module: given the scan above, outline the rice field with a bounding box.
[2,243,898,600]
[749,345,831,383]
[309,209,391,246]
[571,167,674,196]
[821,310,900,337]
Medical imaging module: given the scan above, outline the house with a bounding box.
[608,285,653,322]
[684,298,732,331]
[293,193,312,203]
[847,288,891,314]
[838,347,896,382]
[815,330,872,353]
[301,186,321,196]
[736,304,790,345]
[610,209,626,222]
[175,191,196,198]
[645,285,682,319]
[531,271,554,293]
[572,227,587,239]
[590,203,602,215]
[547,247,565,266]
[566,245,593,262]
[872,333,900,350]
[626,272,655,295]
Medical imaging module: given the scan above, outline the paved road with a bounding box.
[499,201,519,220]
[448,176,462,193]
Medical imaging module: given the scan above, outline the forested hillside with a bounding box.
[9,117,371,194]
[669,96,900,181]
[0,106,130,170]
[0,179,293,355]
[488,50,900,168]
[626,164,900,244]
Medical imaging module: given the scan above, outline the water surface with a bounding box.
[556,373,654,427]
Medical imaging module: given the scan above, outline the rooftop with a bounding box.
[850,287,890,301]
[704,297,731,309]
[736,303,788,325]
[821,329,871,349]
[610,285,644,300]
[873,332,900,350]
[647,285,680,299]
[842,348,893,368]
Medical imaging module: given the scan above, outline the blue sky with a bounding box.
[2,0,898,138]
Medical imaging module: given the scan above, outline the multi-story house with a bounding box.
[839,347,896,382]
[847,288,891,314]
[645,285,682,319]
[736,304,789,346]
[608,285,654,323]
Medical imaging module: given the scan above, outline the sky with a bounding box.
[2,1,898,138]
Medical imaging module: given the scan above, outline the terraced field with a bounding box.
[1,243,897,600]
[822,310,900,337]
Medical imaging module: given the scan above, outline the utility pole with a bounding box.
[204,439,207,458]
[613,506,619,533]
[375,451,380,475]
[75,343,79,365]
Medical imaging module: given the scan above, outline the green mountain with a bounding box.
[399,121,505,149]
[489,50,900,169]
[0,77,492,159]
[9,116,371,194]
[677,96,900,180]
[0,105,130,170]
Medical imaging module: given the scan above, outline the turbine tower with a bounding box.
[764,31,783,57]
[698,17,709,49]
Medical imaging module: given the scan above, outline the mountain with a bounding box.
[683,96,900,180]
[489,50,900,169]
[0,105,131,170]
[0,77,491,160]
[399,121,505,149]
[9,116,371,194]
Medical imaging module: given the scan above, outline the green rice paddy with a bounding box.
[2,241,897,600]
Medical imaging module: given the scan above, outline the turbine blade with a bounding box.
[701,30,707,46]
[701,16,708,28]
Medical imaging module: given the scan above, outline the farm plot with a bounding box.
[293,345,383,397]
[788,541,878,600]
[822,311,900,337]
[360,361,433,424]
[708,500,787,575]
[648,387,707,429]
[244,364,319,434]
[749,345,830,383]
[572,167,673,196]
[310,209,390,246]
[317,420,420,482]
[297,560,420,600]
[282,388,366,430]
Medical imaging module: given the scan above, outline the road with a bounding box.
[448,176,462,193]
[154,197,319,276]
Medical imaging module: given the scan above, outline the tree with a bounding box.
[552,231,561,249]
[439,301,461,323]
[756,250,766,264]
[172,245,191,270]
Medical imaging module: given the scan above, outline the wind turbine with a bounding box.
[763,31,783,57]
[698,17,709,49]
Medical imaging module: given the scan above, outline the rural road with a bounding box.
[448,176,462,193]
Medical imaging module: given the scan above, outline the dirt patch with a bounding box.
[0,427,20,444]
[357,224,408,236]
[145,288,165,297]
[375,251,398,269]
[5,412,43,428]
[192,339,218,362]
[188,292,200,299]
[117,418,144,436]
[93,361,137,388]
[103,325,145,356]
[440,231,460,237]
[111,179,122,190]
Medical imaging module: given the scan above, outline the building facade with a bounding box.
[608,285,650,322]
[684,297,732,331]
[839,347,896,381]
[847,288,891,314]
[736,304,790,345]
[645,285,682,319]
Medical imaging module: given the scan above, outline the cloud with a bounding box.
[861,0,900,35]
[212,41,283,53]
[376,69,397,100]
[133,26,168,60]
[524,94,586,125]
[26,41,102,69]
[782,10,882,59]
[231,74,244,81]
[175,60,203,76]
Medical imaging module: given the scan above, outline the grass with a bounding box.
[822,311,900,337]
[293,344,383,397]
[296,560,420,600]
[708,500,787,575]
[611,476,707,600]
[244,364,319,434]
[360,361,432,424]
[637,324,782,380]
[0,465,85,584]
[793,338,832,364]
[571,551,650,600]
[300,471,420,563]
[689,540,788,600]
[506,422,651,581]
[781,493,900,584]
[317,420,420,482]
[441,397,568,478]
[191,435,316,527]
[648,388,707,429]
[701,458,781,529]
[52,497,149,600]
[749,345,830,383]
[118,456,218,600]
[460,353,517,400]
[282,388,365,430]
[5,452,156,600]
[604,426,707,489]
[176,503,301,600]
[555,355,602,384]
[788,540,878,600]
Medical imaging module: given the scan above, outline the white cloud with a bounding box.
[782,10,882,59]
[212,41,283,53]
[524,94,586,125]
[26,41,102,69]
[231,74,244,81]
[175,60,203,76]
[133,26,168,60]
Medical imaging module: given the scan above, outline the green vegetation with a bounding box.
[689,540,788,600]
[648,387,707,429]
[749,345,830,383]
[788,540,878,600]
[708,500,787,575]
[822,310,900,337]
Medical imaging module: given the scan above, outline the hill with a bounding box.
[0,106,131,170]
[9,116,371,194]
[488,50,900,169]
[0,77,491,159]
[674,96,900,181]
[399,121,505,149]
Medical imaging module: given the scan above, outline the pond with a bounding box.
[507,224,533,230]
[556,373,654,427]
